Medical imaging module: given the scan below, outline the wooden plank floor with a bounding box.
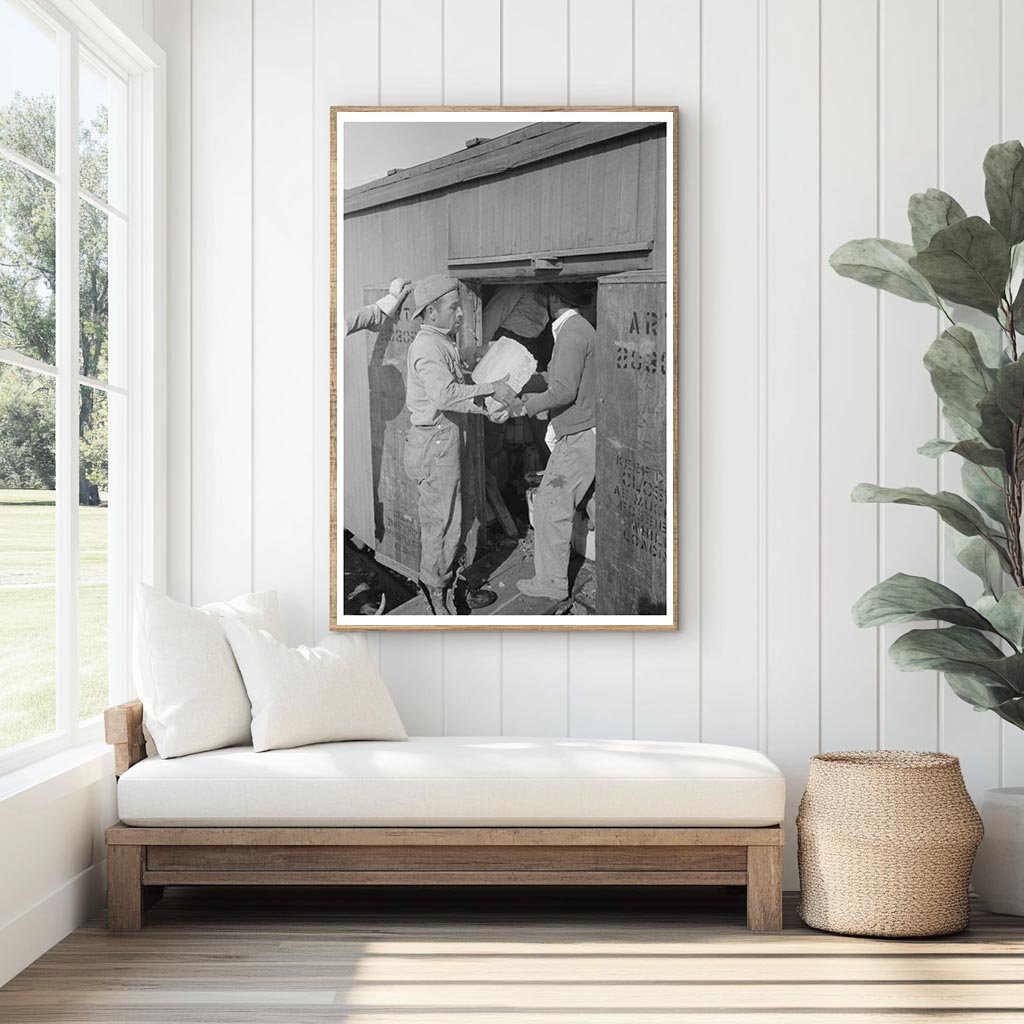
[3,885,1024,1022]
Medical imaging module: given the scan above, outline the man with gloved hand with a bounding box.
[344,277,412,336]
[404,275,522,615]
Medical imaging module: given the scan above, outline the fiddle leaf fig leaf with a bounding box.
[888,627,1024,705]
[923,325,997,428]
[1012,278,1024,325]
[852,573,994,630]
[944,671,1024,713]
[984,140,1024,246]
[984,688,1024,728]
[830,238,943,307]
[962,461,1009,528]
[950,532,1004,596]
[918,437,1007,471]
[851,483,1011,567]
[978,392,1016,458]
[890,624,1004,667]
[1010,241,1024,323]
[909,216,1011,315]
[968,322,1011,368]
[942,407,983,442]
[993,357,1024,423]
[977,589,1024,649]
[1008,241,1024,306]
[908,188,968,251]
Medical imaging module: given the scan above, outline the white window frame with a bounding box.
[0,0,165,776]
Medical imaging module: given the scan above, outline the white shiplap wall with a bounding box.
[153,0,1024,884]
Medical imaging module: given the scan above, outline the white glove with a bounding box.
[376,278,412,319]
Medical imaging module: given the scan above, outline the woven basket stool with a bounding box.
[797,751,983,937]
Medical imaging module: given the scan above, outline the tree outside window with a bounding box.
[1,1,126,754]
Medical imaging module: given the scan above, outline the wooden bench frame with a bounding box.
[104,700,784,932]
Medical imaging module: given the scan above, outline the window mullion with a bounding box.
[55,23,81,735]
[0,144,60,188]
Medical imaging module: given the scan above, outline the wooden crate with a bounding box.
[595,271,668,615]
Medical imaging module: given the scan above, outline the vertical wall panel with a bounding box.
[443,0,500,105]
[632,0,700,742]
[569,634,634,738]
[444,639,502,734]
[154,0,190,604]
[819,0,879,754]
[568,0,632,104]
[380,635,445,735]
[877,0,941,751]
[253,0,315,645]
[316,0,379,105]
[189,0,253,605]
[1002,0,1024,786]
[699,0,761,749]
[502,634,569,736]
[764,0,821,883]
[502,0,568,104]
[938,0,1002,796]
[381,0,443,105]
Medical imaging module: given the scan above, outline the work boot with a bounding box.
[517,577,569,600]
[463,586,497,609]
[425,586,451,615]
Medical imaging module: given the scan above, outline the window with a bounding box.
[0,0,161,772]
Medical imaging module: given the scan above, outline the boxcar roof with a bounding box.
[343,119,665,215]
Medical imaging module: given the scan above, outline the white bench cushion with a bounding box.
[117,737,785,828]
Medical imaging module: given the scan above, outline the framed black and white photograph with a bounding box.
[330,108,678,630]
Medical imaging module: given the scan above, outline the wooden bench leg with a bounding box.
[107,845,145,931]
[746,845,783,931]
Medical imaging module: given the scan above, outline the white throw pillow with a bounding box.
[133,584,283,758]
[222,621,407,752]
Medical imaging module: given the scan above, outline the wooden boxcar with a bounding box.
[341,120,671,615]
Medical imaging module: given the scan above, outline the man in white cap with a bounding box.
[404,274,520,615]
[517,282,597,601]
[344,277,412,336]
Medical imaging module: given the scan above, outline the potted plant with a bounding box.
[832,140,1024,914]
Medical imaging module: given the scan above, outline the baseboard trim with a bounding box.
[0,859,107,987]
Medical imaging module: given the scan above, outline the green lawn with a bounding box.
[0,489,109,751]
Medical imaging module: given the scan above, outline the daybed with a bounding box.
[104,699,786,932]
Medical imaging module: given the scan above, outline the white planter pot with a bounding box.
[973,787,1024,916]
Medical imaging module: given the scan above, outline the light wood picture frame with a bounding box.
[330,107,679,631]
